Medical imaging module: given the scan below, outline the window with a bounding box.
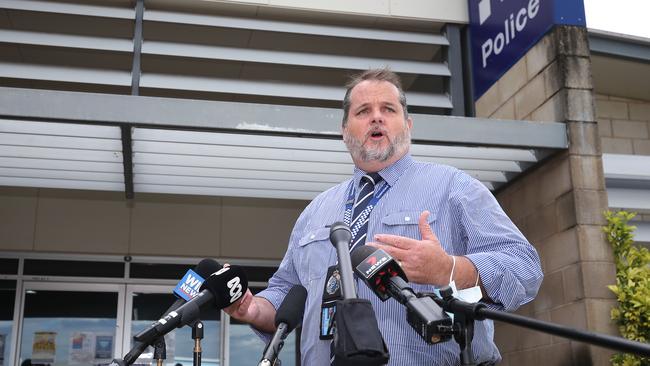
[0,280,16,366]
[228,287,298,366]
[0,255,289,365]
[126,285,221,366]
[17,283,123,366]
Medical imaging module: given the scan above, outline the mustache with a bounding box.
[364,127,388,140]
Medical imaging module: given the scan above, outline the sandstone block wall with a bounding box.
[476,26,617,365]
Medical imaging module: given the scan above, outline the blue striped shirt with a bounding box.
[256,153,543,365]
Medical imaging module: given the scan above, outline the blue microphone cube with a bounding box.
[173,269,206,302]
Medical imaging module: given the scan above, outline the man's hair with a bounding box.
[342,68,409,126]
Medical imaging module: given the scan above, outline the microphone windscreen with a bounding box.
[329,222,352,248]
[275,285,307,331]
[350,245,377,268]
[201,265,249,309]
[195,258,222,277]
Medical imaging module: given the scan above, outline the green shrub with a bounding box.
[604,210,650,366]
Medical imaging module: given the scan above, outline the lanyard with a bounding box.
[342,178,391,228]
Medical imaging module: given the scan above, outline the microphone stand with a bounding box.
[421,286,650,362]
[153,337,166,366]
[192,321,204,366]
[108,339,150,366]
[446,289,475,366]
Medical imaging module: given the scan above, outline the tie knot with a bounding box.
[362,173,382,187]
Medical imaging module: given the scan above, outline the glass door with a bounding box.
[17,282,125,366]
[124,285,221,366]
[0,280,17,366]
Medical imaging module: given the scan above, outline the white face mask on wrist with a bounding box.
[451,280,483,303]
[433,256,483,322]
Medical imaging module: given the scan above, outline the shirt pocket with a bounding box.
[297,227,332,282]
[380,210,436,239]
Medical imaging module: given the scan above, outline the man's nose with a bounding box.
[371,108,384,123]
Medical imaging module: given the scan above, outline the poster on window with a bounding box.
[94,335,113,360]
[0,333,5,366]
[32,331,57,364]
[69,332,94,364]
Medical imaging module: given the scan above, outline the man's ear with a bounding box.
[407,117,413,130]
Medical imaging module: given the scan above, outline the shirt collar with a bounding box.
[353,153,414,188]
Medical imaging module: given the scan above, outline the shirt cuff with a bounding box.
[464,252,529,312]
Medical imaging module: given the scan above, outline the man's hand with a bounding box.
[367,210,453,287]
[224,288,258,322]
[221,264,277,333]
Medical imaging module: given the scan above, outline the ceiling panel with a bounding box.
[0,118,124,192]
[128,127,546,199]
[591,55,650,101]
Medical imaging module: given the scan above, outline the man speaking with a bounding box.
[225,68,543,365]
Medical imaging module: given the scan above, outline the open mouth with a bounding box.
[369,130,385,139]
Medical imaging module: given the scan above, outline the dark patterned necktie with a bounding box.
[349,172,382,251]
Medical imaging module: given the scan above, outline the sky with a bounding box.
[584,0,650,39]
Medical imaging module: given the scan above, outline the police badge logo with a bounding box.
[326,269,341,295]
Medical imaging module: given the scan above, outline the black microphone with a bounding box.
[351,245,453,344]
[259,285,308,366]
[329,223,390,365]
[134,265,248,346]
[329,222,357,299]
[168,258,221,314]
[119,258,221,365]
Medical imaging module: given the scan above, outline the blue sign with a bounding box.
[173,269,205,301]
[469,0,585,100]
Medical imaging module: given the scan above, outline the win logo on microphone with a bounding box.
[173,269,205,301]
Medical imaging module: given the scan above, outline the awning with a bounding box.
[0,87,568,200]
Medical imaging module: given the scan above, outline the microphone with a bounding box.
[351,245,453,344]
[329,222,357,299]
[259,285,308,366]
[119,259,221,365]
[134,264,248,346]
[329,223,390,365]
[172,258,220,302]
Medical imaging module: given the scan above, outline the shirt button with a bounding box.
[404,216,411,222]
[310,234,315,239]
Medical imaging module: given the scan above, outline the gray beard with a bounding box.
[343,127,411,163]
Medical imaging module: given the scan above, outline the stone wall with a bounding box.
[595,94,650,235]
[596,94,650,155]
[0,187,306,260]
[476,26,617,365]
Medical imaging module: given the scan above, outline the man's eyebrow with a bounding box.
[353,101,398,112]
[354,103,369,111]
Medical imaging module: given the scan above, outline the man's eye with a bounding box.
[357,109,368,115]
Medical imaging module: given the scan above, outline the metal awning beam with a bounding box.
[0,88,567,199]
[0,0,134,19]
[589,32,650,63]
[145,9,447,45]
[0,87,567,149]
[0,30,448,76]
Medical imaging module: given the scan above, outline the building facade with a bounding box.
[0,0,647,365]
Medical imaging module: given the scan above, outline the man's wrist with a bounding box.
[250,296,277,333]
[453,256,481,290]
[432,254,454,287]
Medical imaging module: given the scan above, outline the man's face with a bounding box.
[342,80,412,170]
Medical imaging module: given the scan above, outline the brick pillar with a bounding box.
[476,26,617,365]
